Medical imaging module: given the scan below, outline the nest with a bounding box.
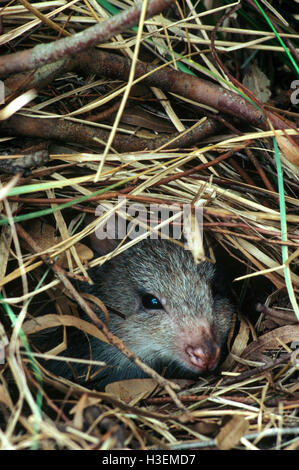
[0,0,298,451]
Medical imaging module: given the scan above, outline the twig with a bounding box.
[0,149,49,175]
[68,50,295,133]
[245,147,275,193]
[0,114,218,152]
[169,426,299,450]
[221,355,290,386]
[152,149,239,186]
[0,0,177,76]
[145,394,258,405]
[256,303,298,324]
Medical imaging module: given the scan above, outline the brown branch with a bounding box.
[0,149,49,175]
[0,114,219,152]
[0,0,177,77]
[2,6,297,155]
[256,303,298,324]
[145,394,256,405]
[5,61,67,96]
[4,50,295,144]
[145,394,299,407]
[67,49,296,134]
[3,50,296,152]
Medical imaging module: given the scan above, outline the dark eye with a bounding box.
[141,294,163,310]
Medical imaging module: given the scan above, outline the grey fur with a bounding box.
[42,239,234,389]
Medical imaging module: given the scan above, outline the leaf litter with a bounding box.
[0,0,298,451]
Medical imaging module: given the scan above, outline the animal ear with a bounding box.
[87,204,126,256]
[89,198,150,255]
[89,230,120,255]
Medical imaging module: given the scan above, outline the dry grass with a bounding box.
[0,0,298,450]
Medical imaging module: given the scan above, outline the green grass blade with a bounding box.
[0,176,135,227]
[253,0,299,76]
[273,136,299,321]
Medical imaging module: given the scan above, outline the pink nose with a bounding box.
[186,343,220,371]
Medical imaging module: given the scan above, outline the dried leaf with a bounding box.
[24,221,93,266]
[158,378,196,392]
[70,394,90,429]
[276,133,299,166]
[222,316,251,369]
[27,221,55,250]
[242,325,299,359]
[183,212,205,264]
[81,292,110,325]
[60,242,93,268]
[0,385,13,411]
[0,321,9,366]
[23,313,109,344]
[119,107,175,133]
[193,420,219,436]
[105,378,159,401]
[216,415,249,450]
[243,62,271,103]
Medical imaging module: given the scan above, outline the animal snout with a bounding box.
[185,339,220,371]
